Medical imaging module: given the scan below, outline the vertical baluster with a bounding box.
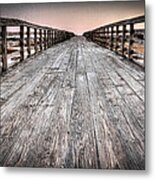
[39,29,42,51]
[102,28,105,47]
[107,27,109,48]
[1,26,7,71]
[58,31,60,43]
[115,25,119,53]
[110,26,114,50]
[34,28,37,54]
[20,25,24,61]
[57,31,59,43]
[27,26,31,57]
[48,30,50,47]
[52,31,54,45]
[64,32,66,40]
[53,31,55,44]
[49,30,52,47]
[128,23,134,61]
[47,29,50,48]
[54,31,56,44]
[44,29,46,50]
[51,30,53,46]
[104,28,107,47]
[57,31,58,43]
[122,24,126,57]
[92,32,94,42]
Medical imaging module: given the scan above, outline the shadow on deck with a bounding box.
[0,36,145,169]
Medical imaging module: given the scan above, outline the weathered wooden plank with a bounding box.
[105,53,144,82]
[0,40,73,106]
[82,38,144,169]
[0,37,144,169]
[65,72,99,168]
[61,46,77,88]
[88,44,144,101]
[0,73,65,166]
[86,72,127,169]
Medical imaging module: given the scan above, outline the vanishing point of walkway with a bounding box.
[0,37,145,169]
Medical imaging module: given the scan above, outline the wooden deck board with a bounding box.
[0,37,145,169]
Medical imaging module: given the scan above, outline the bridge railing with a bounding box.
[0,18,74,72]
[83,15,145,67]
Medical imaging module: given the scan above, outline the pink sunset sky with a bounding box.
[0,1,145,35]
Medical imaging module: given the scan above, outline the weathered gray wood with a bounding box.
[0,37,145,169]
[83,15,144,67]
[44,29,47,50]
[110,26,114,50]
[84,15,144,34]
[115,25,119,52]
[0,17,74,73]
[128,23,134,60]
[34,28,38,54]
[20,25,24,61]
[83,40,144,169]
[39,29,43,51]
[1,26,7,71]
[27,26,31,57]
[122,25,126,57]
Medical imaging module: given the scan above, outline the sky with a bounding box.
[0,1,145,35]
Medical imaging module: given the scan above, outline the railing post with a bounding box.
[102,28,105,47]
[50,30,52,46]
[44,29,46,50]
[110,26,114,50]
[34,28,38,54]
[57,31,59,43]
[122,24,126,57]
[128,23,134,60]
[58,32,60,43]
[107,27,109,48]
[115,25,119,53]
[20,25,24,61]
[39,29,42,51]
[27,26,31,57]
[51,30,53,46]
[54,31,56,45]
[45,30,47,48]
[49,29,52,47]
[47,29,49,48]
[47,29,51,48]
[55,31,57,44]
[1,26,7,71]
[92,32,94,42]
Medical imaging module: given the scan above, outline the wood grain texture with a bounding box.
[0,37,145,169]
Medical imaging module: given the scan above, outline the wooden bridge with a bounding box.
[0,16,145,169]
